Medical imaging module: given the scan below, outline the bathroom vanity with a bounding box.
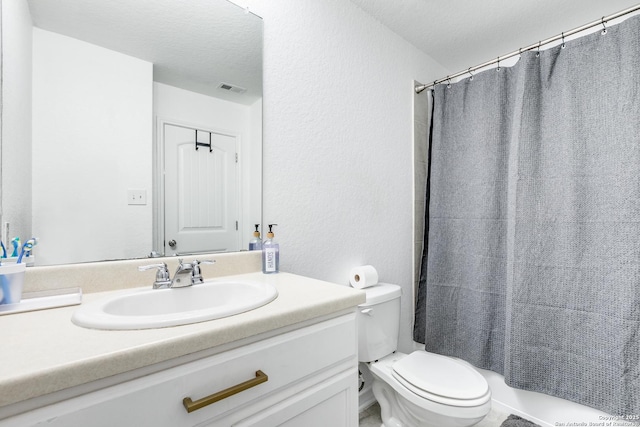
[0,254,364,426]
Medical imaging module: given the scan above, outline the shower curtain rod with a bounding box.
[414,3,640,93]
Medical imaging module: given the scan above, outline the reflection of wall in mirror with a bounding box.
[1,0,33,250]
[32,28,153,266]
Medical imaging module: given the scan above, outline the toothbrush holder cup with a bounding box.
[0,263,26,305]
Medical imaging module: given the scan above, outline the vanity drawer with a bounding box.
[3,313,357,427]
[176,313,357,423]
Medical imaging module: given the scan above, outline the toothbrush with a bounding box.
[25,237,38,258]
[17,239,36,264]
[0,241,5,258]
[10,238,20,258]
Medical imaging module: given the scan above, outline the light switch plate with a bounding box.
[127,189,147,205]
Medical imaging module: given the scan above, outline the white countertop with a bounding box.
[0,272,365,409]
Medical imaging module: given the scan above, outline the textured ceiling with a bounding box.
[27,0,262,105]
[349,0,640,75]
[25,0,640,102]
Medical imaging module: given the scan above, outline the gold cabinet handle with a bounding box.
[183,370,268,413]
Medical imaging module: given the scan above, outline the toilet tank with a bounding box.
[357,283,402,362]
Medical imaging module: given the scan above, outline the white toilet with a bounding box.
[358,283,491,427]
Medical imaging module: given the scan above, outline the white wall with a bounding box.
[233,0,448,351]
[1,0,33,247]
[246,98,263,244]
[153,82,262,251]
[32,28,152,265]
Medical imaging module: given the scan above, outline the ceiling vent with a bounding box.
[218,82,247,94]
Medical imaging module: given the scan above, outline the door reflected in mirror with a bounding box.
[161,120,240,254]
[1,0,263,266]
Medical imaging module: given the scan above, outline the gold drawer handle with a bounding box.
[183,370,268,413]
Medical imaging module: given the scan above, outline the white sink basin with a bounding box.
[71,280,278,330]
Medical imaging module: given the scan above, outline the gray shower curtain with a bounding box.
[415,15,640,415]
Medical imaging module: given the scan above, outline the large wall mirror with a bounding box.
[1,0,263,266]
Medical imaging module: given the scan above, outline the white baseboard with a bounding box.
[358,387,376,413]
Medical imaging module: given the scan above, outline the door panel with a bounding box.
[164,123,238,254]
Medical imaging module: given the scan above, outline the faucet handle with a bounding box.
[138,263,171,289]
[190,259,216,285]
[193,259,215,266]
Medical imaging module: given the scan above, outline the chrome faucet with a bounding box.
[171,259,194,288]
[138,259,216,289]
[172,259,216,287]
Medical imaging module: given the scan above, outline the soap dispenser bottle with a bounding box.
[262,224,279,274]
[249,224,262,251]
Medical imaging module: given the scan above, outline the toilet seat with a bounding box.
[391,351,490,407]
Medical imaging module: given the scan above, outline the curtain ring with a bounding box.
[536,41,541,58]
[496,56,501,72]
[446,77,452,89]
[518,48,522,59]
[468,67,474,81]
[601,17,608,35]
[561,32,566,49]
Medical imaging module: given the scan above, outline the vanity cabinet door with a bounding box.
[1,313,357,427]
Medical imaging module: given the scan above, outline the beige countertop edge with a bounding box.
[0,272,366,408]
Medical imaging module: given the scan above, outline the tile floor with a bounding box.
[359,402,511,427]
[358,403,382,427]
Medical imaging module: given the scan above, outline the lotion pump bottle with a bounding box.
[262,224,279,274]
[249,224,262,251]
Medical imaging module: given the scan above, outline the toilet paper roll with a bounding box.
[349,265,379,289]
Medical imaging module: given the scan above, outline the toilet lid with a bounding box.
[392,352,489,402]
